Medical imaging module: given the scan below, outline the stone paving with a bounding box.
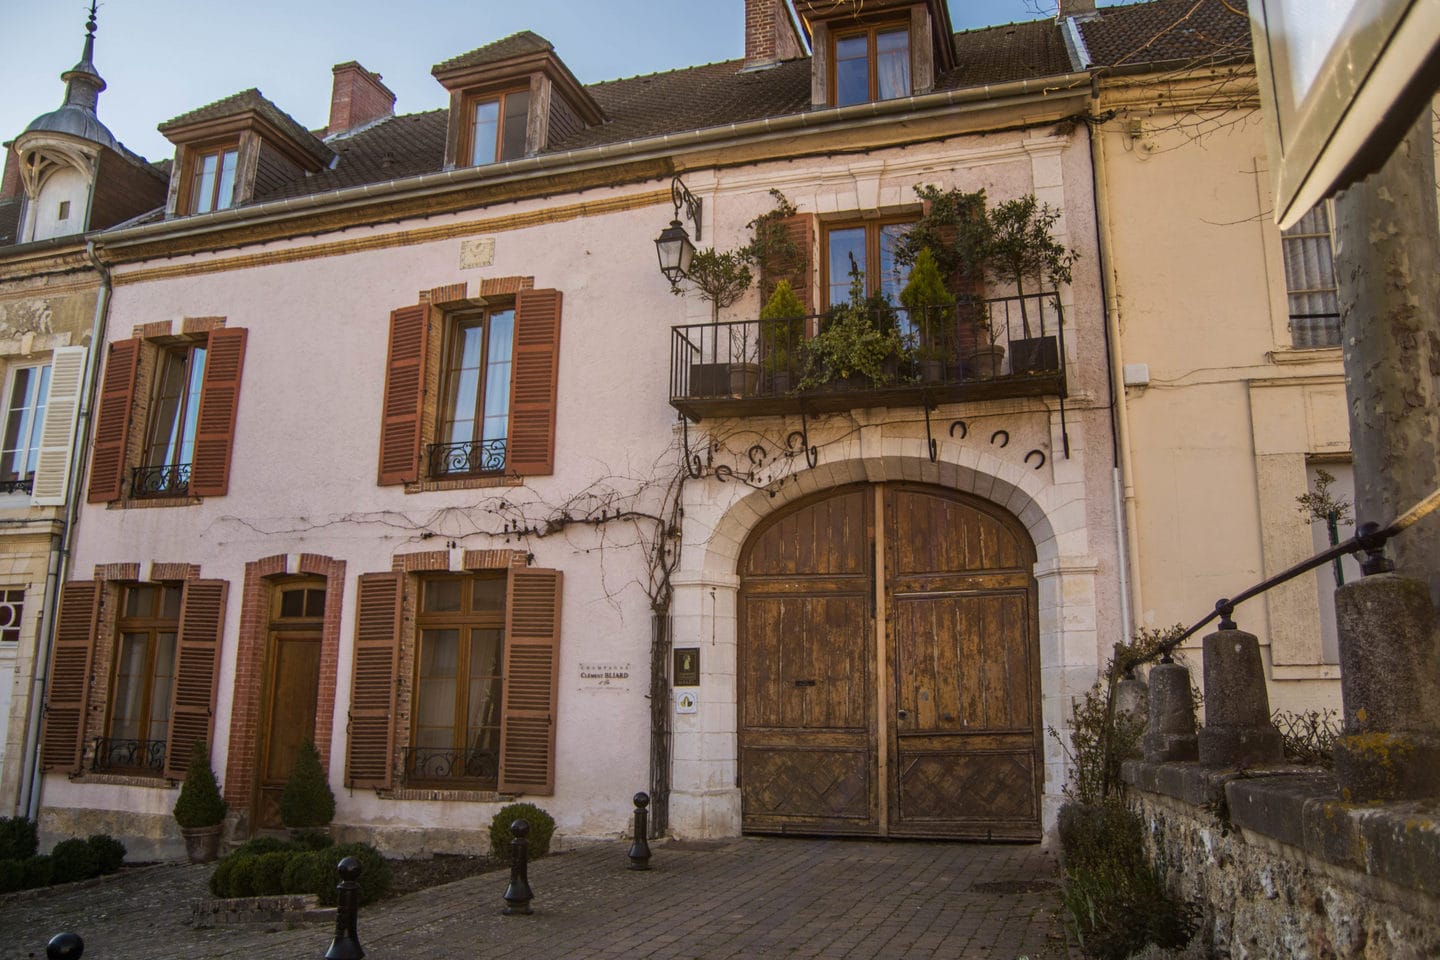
[0,836,1072,959]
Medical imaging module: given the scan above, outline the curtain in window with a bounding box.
[1281,204,1340,348]
[876,29,910,100]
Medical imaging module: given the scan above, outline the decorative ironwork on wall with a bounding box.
[91,737,166,774]
[131,463,190,498]
[399,746,498,785]
[428,438,507,478]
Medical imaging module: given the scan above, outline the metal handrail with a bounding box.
[1157,484,1440,660]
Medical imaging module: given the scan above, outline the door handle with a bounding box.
[897,709,908,720]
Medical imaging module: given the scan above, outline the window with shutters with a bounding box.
[345,566,561,797]
[42,575,227,781]
[87,327,247,504]
[0,363,49,496]
[377,287,560,489]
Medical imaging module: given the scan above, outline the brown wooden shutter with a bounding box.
[507,289,562,477]
[190,328,247,497]
[347,572,402,788]
[163,579,228,780]
[41,581,100,771]
[760,213,816,314]
[376,305,429,485]
[87,339,141,503]
[498,567,562,795]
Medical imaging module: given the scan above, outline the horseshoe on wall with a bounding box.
[949,419,968,439]
[990,429,1009,448]
[1025,449,1046,470]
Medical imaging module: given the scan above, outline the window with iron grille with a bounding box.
[1281,203,1341,348]
[0,364,49,495]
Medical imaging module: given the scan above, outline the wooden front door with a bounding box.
[254,632,321,830]
[738,483,1041,840]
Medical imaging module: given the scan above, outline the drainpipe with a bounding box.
[18,240,111,821]
[1087,111,1144,641]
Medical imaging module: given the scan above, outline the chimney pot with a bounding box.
[328,61,396,137]
[745,0,805,70]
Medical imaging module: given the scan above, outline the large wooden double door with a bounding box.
[738,483,1042,840]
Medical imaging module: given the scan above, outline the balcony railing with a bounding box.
[131,463,190,498]
[669,292,1066,421]
[398,745,498,786]
[427,438,507,478]
[91,737,166,775]
[0,477,33,495]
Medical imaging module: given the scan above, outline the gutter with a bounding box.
[18,240,111,820]
[91,72,1092,256]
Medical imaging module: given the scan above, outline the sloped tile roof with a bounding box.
[939,19,1075,88]
[252,109,447,202]
[434,31,554,75]
[1082,0,1252,69]
[159,88,333,167]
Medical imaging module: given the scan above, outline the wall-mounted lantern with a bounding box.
[655,177,702,289]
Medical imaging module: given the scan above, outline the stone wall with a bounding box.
[1124,760,1440,959]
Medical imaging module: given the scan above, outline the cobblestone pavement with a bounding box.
[0,837,1072,960]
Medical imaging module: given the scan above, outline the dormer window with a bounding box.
[834,23,910,105]
[466,89,530,166]
[185,144,239,214]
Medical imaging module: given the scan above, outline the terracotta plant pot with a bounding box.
[181,824,224,864]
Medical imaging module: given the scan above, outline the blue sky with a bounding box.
[0,1,1143,164]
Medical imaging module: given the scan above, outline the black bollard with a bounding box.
[46,933,83,960]
[502,819,534,915]
[324,856,365,960]
[628,791,652,870]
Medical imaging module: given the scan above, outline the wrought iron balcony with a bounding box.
[427,438,507,478]
[669,292,1066,421]
[0,477,33,495]
[398,746,498,786]
[131,463,190,498]
[91,737,166,775]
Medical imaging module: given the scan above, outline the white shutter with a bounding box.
[30,345,87,506]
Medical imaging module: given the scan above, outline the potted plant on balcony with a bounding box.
[677,248,755,396]
[800,263,904,391]
[899,248,956,383]
[759,280,806,393]
[983,195,1075,375]
[279,738,335,842]
[172,741,226,864]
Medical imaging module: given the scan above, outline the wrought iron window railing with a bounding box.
[91,737,166,775]
[427,439,507,479]
[0,477,33,495]
[131,463,191,498]
[398,746,498,786]
[669,291,1065,420]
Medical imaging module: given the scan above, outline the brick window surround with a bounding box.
[223,553,346,811]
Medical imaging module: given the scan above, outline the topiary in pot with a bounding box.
[899,247,957,381]
[173,741,227,864]
[759,280,806,392]
[489,802,556,863]
[279,738,335,835]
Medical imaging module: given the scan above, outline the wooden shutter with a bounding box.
[760,213,816,314]
[347,572,402,788]
[87,339,140,503]
[163,579,228,780]
[31,345,87,506]
[41,581,100,771]
[498,567,562,795]
[376,305,429,485]
[190,328,247,497]
[508,289,562,477]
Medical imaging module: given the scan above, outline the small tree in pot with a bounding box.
[173,741,227,863]
[279,738,335,841]
[983,195,1076,373]
[759,280,806,393]
[676,248,756,396]
[800,261,904,390]
[899,248,956,382]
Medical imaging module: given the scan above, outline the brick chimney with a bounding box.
[1057,0,1097,19]
[745,0,805,70]
[0,144,21,200]
[327,61,396,137]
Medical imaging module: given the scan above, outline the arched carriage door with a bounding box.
[738,482,1042,840]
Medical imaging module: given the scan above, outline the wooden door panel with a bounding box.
[256,634,321,830]
[741,746,872,826]
[888,487,1027,576]
[894,750,1038,827]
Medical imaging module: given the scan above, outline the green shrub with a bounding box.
[21,854,53,889]
[289,829,334,851]
[252,851,291,895]
[86,834,126,875]
[231,836,295,859]
[281,851,331,898]
[0,817,38,860]
[210,854,239,897]
[50,838,100,884]
[0,859,23,894]
[325,843,391,906]
[489,802,556,862]
[226,855,261,898]
[173,742,227,829]
[279,739,335,829]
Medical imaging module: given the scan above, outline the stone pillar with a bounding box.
[1333,573,1440,801]
[1115,672,1148,728]
[1197,630,1283,766]
[1143,660,1198,762]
